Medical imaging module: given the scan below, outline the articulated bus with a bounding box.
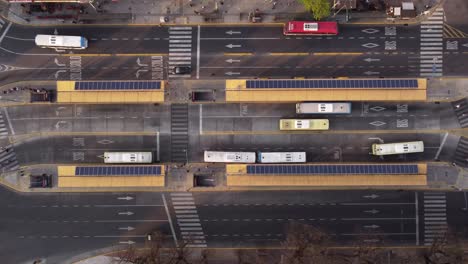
[296,102,352,114]
[283,21,338,35]
[204,151,256,163]
[257,152,306,163]
[35,34,88,50]
[371,141,424,156]
[279,119,329,131]
[103,152,153,164]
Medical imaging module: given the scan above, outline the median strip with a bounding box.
[313,52,363,56]
[269,52,309,56]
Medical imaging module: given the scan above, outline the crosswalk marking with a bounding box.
[171,193,207,248]
[422,192,448,246]
[419,9,444,77]
[168,27,193,78]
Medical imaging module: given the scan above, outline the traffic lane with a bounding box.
[200,64,412,78]
[14,135,158,164]
[195,133,445,163]
[7,24,169,42]
[2,204,168,222]
[3,33,169,55]
[7,104,168,120]
[201,219,417,239]
[199,53,413,78]
[443,53,468,76]
[201,36,420,54]
[200,103,454,120]
[192,190,417,205]
[445,192,468,236]
[197,204,416,220]
[201,116,445,131]
[200,24,420,39]
[0,189,165,207]
[10,114,160,135]
[202,53,414,69]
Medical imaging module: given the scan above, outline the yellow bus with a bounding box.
[279,119,329,130]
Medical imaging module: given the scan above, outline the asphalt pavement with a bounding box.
[0,21,466,83]
[4,188,466,263]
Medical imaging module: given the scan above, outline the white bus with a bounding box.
[204,151,256,163]
[279,119,329,130]
[371,141,424,156]
[257,152,306,163]
[35,34,88,50]
[103,152,153,164]
[296,102,351,114]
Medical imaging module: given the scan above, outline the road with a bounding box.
[0,9,466,83]
[0,187,174,264]
[1,188,467,263]
[0,101,463,168]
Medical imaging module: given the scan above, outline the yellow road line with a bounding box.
[224,52,253,56]
[202,129,455,135]
[59,53,167,57]
[313,52,363,56]
[269,52,309,56]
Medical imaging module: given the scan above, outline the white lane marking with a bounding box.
[415,192,419,246]
[169,27,192,30]
[170,35,192,39]
[196,25,201,79]
[434,132,448,160]
[169,40,192,43]
[199,104,203,135]
[0,22,12,45]
[162,194,179,247]
[171,197,194,201]
[173,201,195,205]
[342,217,416,221]
[3,108,14,135]
[5,36,34,41]
[171,193,193,196]
[200,37,280,40]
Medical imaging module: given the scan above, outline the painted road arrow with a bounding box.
[117,196,134,201]
[364,71,380,75]
[226,30,241,35]
[225,59,241,63]
[54,58,66,67]
[54,70,67,79]
[136,58,148,67]
[135,69,148,78]
[118,211,134,216]
[119,240,135,245]
[363,58,381,62]
[363,194,379,199]
[119,226,135,231]
[463,43,468,48]
[363,209,380,214]
[226,44,241,49]
[225,71,240,76]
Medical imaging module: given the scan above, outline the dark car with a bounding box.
[29,174,52,188]
[173,66,191,75]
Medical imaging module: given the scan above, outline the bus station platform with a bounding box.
[56,80,165,103]
[225,79,427,102]
[226,163,427,187]
[57,165,165,188]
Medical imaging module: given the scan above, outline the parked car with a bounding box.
[173,66,191,75]
[29,174,52,188]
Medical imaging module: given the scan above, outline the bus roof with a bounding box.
[285,21,338,34]
[35,34,84,47]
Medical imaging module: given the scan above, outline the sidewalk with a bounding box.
[2,0,441,26]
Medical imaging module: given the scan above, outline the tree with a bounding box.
[298,0,331,20]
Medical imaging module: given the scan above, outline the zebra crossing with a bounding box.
[170,104,189,163]
[451,98,468,128]
[170,193,207,248]
[419,7,444,77]
[422,192,448,246]
[453,137,468,167]
[168,27,193,78]
[0,144,19,172]
[0,109,9,140]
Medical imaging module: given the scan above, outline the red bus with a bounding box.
[283,21,338,36]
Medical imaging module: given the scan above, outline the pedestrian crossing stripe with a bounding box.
[443,24,468,38]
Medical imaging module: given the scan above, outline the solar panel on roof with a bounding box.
[245,164,418,175]
[245,79,419,89]
[75,81,161,90]
[74,166,162,176]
